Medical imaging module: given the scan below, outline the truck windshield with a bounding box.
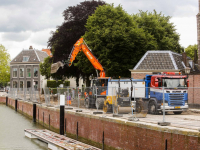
[163,78,187,88]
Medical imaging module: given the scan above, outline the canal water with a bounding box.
[0,104,48,150]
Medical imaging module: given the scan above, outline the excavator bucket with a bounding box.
[50,61,64,74]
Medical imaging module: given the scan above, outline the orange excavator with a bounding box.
[51,38,110,108]
[67,38,106,78]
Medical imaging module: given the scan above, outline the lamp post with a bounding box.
[185,67,191,78]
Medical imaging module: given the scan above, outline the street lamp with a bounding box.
[184,67,191,78]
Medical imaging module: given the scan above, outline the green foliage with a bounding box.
[40,56,52,79]
[132,10,183,53]
[49,3,184,79]
[185,44,198,61]
[50,88,57,94]
[0,44,10,86]
[47,80,70,88]
[64,81,70,87]
[47,1,106,82]
[81,4,149,77]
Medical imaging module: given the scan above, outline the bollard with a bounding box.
[102,131,104,150]
[15,99,18,112]
[65,118,66,135]
[76,122,78,140]
[49,114,50,129]
[60,95,65,135]
[33,103,36,122]
[6,96,8,106]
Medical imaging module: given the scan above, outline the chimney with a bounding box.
[182,52,187,66]
[29,46,33,49]
[197,0,200,68]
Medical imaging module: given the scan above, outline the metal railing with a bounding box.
[6,86,200,130]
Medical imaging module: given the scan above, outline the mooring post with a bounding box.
[102,131,104,150]
[33,103,36,122]
[6,96,8,106]
[60,95,65,135]
[65,118,66,135]
[76,122,78,140]
[15,99,18,112]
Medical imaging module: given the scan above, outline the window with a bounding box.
[19,68,24,77]
[27,68,31,77]
[23,56,29,62]
[34,81,38,90]
[27,81,31,88]
[13,68,17,77]
[20,81,23,88]
[13,81,18,88]
[163,78,187,88]
[34,67,38,77]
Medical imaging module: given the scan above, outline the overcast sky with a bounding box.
[0,0,198,60]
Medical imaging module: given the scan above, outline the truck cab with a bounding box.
[145,73,188,114]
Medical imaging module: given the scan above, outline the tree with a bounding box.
[76,7,184,78]
[78,4,151,78]
[40,56,52,79]
[132,10,184,53]
[47,0,106,86]
[185,44,198,62]
[0,44,10,87]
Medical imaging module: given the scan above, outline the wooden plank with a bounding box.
[25,129,100,150]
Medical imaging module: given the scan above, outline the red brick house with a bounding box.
[129,50,200,108]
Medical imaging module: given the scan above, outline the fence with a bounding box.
[6,86,200,130]
[8,88,40,102]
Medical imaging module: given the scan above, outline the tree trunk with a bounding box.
[76,74,80,87]
[86,75,90,87]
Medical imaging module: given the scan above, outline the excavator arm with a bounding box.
[51,38,106,77]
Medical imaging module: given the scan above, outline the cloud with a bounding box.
[109,0,198,17]
[0,0,198,60]
[0,0,83,33]
[2,31,32,42]
[171,16,197,48]
[30,28,53,46]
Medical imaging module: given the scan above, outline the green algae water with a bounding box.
[0,105,48,150]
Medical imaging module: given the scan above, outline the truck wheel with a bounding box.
[84,98,90,109]
[136,100,144,113]
[148,101,157,114]
[95,98,104,109]
[173,111,182,114]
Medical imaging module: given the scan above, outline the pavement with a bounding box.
[0,91,7,97]
[2,90,200,131]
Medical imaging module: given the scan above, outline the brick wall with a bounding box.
[131,73,152,79]
[197,6,200,69]
[2,97,200,150]
[0,97,6,103]
[188,75,200,106]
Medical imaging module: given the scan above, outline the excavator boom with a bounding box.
[68,38,105,77]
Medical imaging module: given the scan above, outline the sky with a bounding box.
[0,0,198,60]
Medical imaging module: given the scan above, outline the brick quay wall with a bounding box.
[0,97,200,150]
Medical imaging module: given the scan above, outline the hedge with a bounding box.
[47,80,70,88]
[49,88,57,94]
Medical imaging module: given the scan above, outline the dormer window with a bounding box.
[23,56,29,62]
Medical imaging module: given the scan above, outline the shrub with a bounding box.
[50,88,57,94]
[64,81,70,87]
[47,80,70,88]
